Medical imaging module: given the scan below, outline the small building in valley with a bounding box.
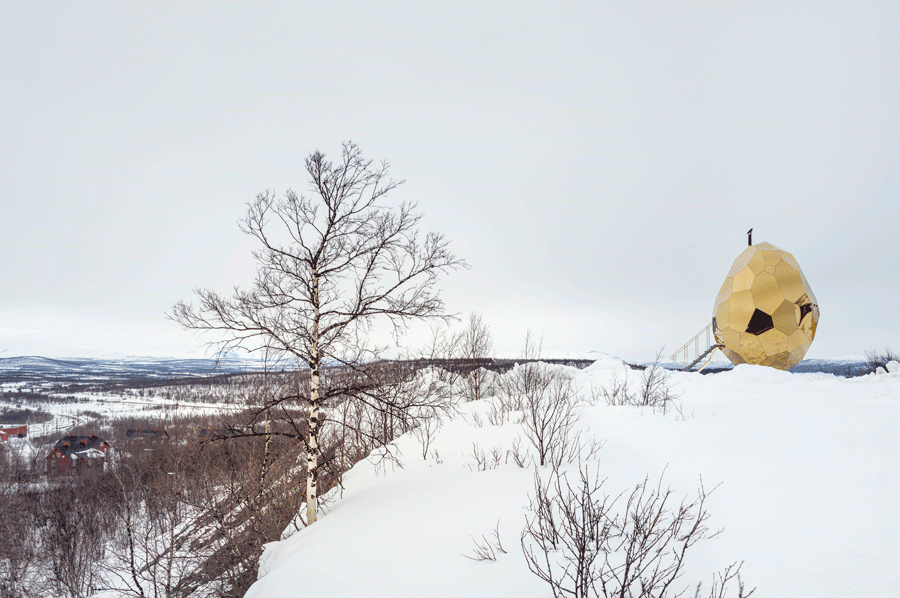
[46,434,111,474]
[0,425,28,441]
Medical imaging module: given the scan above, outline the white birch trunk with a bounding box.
[306,270,321,525]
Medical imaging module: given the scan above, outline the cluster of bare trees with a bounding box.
[119,381,244,405]
[498,345,584,467]
[462,335,601,469]
[0,405,314,598]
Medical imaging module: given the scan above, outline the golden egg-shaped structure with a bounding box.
[713,242,819,370]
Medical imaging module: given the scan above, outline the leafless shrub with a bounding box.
[463,520,507,562]
[636,355,679,414]
[413,325,464,397]
[459,313,496,402]
[490,445,506,468]
[515,367,581,467]
[187,432,306,596]
[411,411,442,460]
[465,410,486,428]
[507,436,531,468]
[468,443,504,472]
[592,354,679,414]
[574,437,605,464]
[590,369,633,406]
[864,348,899,374]
[486,396,513,426]
[498,334,583,467]
[521,464,754,598]
[321,361,457,472]
[103,446,214,598]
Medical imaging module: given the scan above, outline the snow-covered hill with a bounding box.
[247,359,900,598]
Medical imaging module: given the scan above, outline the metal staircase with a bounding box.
[671,322,723,372]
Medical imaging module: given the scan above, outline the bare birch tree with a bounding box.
[458,312,495,402]
[170,142,464,525]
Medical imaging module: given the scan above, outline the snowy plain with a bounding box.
[247,358,900,598]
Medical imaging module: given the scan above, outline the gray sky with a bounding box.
[1,1,898,361]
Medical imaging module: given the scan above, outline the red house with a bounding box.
[46,434,111,474]
[0,425,28,441]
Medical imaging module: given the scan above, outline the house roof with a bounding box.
[50,434,110,457]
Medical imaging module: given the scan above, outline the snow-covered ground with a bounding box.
[248,359,900,598]
[0,393,233,434]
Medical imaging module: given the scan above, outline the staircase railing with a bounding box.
[671,322,722,371]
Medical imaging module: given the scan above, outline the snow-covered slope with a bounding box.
[248,360,900,598]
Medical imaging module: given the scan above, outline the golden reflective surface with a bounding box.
[713,242,819,370]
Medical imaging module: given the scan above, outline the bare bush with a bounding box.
[486,396,513,426]
[415,324,464,398]
[330,362,456,465]
[636,361,679,414]
[592,355,679,414]
[522,464,754,598]
[467,443,505,472]
[590,369,633,407]
[411,411,442,460]
[507,436,531,468]
[463,520,507,562]
[864,348,899,374]
[692,562,755,598]
[188,435,305,596]
[495,335,584,467]
[459,313,495,402]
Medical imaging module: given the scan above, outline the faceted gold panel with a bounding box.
[727,290,756,332]
[713,242,819,370]
[732,268,755,293]
[750,271,782,314]
[772,300,800,336]
[727,251,755,278]
[747,250,766,274]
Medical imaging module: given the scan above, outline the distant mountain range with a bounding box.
[657,357,869,377]
[0,355,267,385]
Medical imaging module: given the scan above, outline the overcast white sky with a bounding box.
[1,1,898,361]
